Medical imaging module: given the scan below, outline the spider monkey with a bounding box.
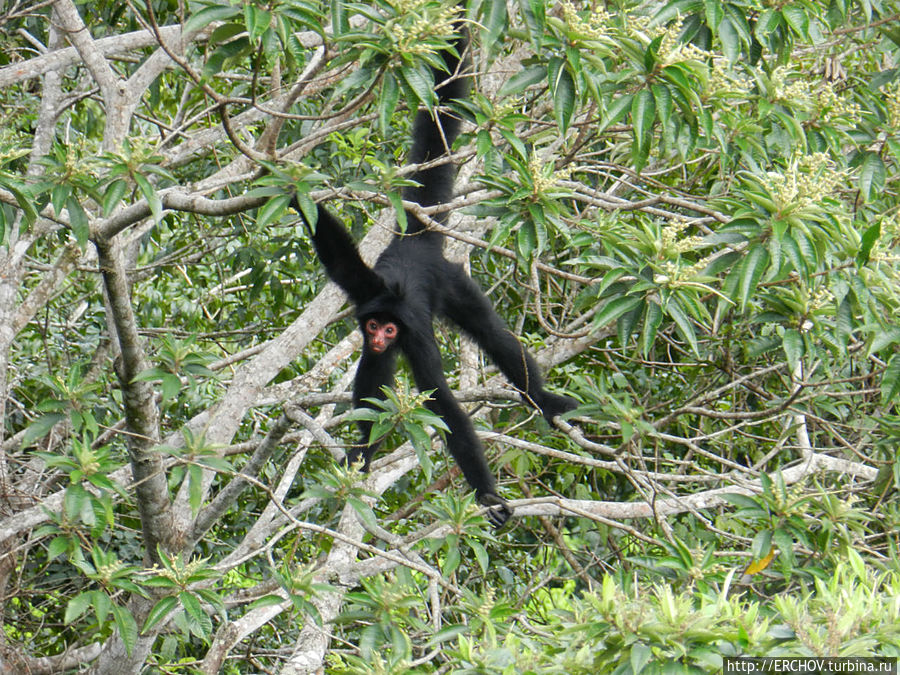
[294,19,577,528]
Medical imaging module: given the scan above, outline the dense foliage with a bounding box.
[0,0,899,672]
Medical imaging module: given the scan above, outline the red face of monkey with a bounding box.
[364,316,399,354]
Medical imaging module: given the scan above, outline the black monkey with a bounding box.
[296,25,577,527]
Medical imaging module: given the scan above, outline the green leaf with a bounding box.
[781,234,809,280]
[21,413,66,448]
[188,464,203,516]
[244,5,272,43]
[66,195,89,247]
[398,64,434,107]
[517,219,537,259]
[631,89,656,172]
[835,298,853,349]
[248,594,288,611]
[751,529,773,559]
[184,4,240,34]
[133,173,163,223]
[601,94,634,132]
[64,483,88,522]
[881,354,900,407]
[738,244,770,312]
[666,300,700,357]
[347,496,379,531]
[86,472,119,492]
[470,540,490,576]
[47,536,71,560]
[102,179,129,217]
[755,9,782,38]
[483,0,508,52]
[721,493,764,510]
[425,624,468,647]
[378,73,400,135]
[387,192,408,233]
[858,153,886,203]
[724,5,753,45]
[548,58,575,133]
[499,129,528,161]
[857,222,880,266]
[869,327,900,355]
[771,528,795,567]
[293,191,317,227]
[257,194,291,228]
[526,203,547,252]
[51,183,71,215]
[641,300,663,356]
[442,542,461,576]
[4,183,36,230]
[141,575,180,588]
[781,5,810,38]
[92,590,112,624]
[651,84,672,130]
[782,329,803,372]
[179,591,205,623]
[160,373,181,402]
[704,0,723,32]
[719,17,741,62]
[64,591,94,624]
[208,23,246,48]
[594,296,644,329]
[631,89,655,147]
[631,643,653,675]
[330,0,348,36]
[142,595,179,632]
[617,300,643,346]
[498,65,547,98]
[112,604,139,656]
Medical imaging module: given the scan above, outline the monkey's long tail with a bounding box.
[401,21,469,234]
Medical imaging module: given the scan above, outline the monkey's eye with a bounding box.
[384,324,397,337]
[366,319,379,333]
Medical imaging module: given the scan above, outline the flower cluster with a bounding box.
[652,219,715,283]
[706,58,753,99]
[657,16,713,66]
[882,212,900,241]
[881,80,900,130]
[808,284,834,311]
[815,83,862,125]
[659,218,705,255]
[771,67,860,124]
[771,66,814,103]
[869,213,900,264]
[386,0,458,55]
[624,14,666,42]
[95,559,127,581]
[762,152,846,214]
[560,1,611,40]
[148,555,208,584]
[529,154,572,195]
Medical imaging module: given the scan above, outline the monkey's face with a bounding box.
[364,315,399,354]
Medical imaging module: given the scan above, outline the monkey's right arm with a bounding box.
[294,199,384,306]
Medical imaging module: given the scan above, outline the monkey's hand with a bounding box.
[476,492,512,529]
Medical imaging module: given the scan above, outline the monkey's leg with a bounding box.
[443,270,577,420]
[349,348,398,469]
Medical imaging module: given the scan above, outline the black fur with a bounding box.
[297,25,577,528]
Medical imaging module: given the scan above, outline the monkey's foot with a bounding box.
[476,492,512,529]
